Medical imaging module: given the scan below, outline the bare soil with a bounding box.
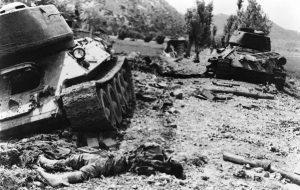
[1,44,300,190]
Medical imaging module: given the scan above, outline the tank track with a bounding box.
[61,57,135,132]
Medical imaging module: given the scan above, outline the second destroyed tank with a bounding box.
[163,38,188,58]
[207,28,287,90]
[0,3,134,138]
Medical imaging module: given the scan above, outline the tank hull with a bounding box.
[0,4,134,139]
[207,28,287,89]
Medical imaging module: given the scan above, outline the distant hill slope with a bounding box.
[1,0,185,36]
[213,14,300,42]
[101,0,185,35]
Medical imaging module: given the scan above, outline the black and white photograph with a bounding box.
[0,0,300,189]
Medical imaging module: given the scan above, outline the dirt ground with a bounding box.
[2,45,300,190]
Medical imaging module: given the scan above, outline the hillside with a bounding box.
[7,0,185,37]
[101,0,186,36]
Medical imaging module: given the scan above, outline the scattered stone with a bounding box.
[168,107,179,114]
[254,167,264,173]
[281,178,290,184]
[162,100,173,109]
[244,164,251,170]
[136,93,157,102]
[189,154,209,167]
[233,169,248,179]
[164,123,177,128]
[171,89,183,99]
[253,175,263,182]
[289,79,296,85]
[263,172,270,178]
[199,89,216,101]
[179,180,186,186]
[32,181,44,188]
[274,172,282,180]
[270,146,280,153]
[157,82,168,88]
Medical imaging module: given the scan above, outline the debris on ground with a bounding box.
[2,48,300,189]
[223,152,300,186]
[209,87,275,99]
[193,88,233,101]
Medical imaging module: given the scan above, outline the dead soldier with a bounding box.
[36,143,185,187]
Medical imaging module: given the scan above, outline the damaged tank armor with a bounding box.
[206,28,287,90]
[0,2,134,138]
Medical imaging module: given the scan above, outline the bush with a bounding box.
[155,35,165,44]
[117,28,144,40]
[118,28,127,40]
[144,32,156,42]
[144,35,153,43]
[128,30,144,39]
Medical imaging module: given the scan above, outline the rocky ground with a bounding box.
[2,50,300,190]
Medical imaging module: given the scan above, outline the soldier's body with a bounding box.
[36,143,185,187]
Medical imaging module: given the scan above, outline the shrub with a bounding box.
[144,35,153,42]
[128,30,144,39]
[155,35,165,44]
[118,28,127,40]
[144,32,156,42]
[117,29,144,40]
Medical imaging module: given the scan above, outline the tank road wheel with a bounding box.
[117,73,130,105]
[274,77,285,90]
[120,69,135,110]
[106,84,123,126]
[118,71,132,109]
[113,77,127,115]
[96,88,117,130]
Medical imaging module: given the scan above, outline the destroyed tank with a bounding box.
[0,3,134,138]
[163,38,188,58]
[207,28,287,90]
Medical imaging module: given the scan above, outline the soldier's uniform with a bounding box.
[38,143,185,186]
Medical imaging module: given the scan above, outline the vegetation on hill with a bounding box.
[1,0,186,38]
[213,14,300,43]
[185,0,215,48]
[223,0,272,44]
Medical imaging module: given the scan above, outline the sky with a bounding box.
[165,0,300,32]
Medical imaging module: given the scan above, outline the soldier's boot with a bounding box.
[38,155,66,170]
[36,166,84,187]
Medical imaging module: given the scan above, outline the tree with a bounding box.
[223,0,272,45]
[185,0,214,60]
